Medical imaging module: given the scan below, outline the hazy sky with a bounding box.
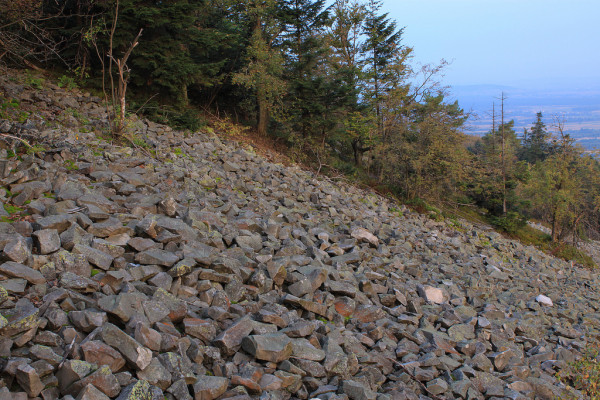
[377,0,600,88]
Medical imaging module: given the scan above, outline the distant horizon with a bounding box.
[377,0,600,90]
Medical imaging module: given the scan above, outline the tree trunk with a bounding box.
[257,88,268,136]
[551,208,559,243]
[352,140,361,166]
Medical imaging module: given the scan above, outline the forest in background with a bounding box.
[1,0,600,263]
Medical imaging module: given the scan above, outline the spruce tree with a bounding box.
[361,0,403,138]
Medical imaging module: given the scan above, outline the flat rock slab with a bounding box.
[0,262,45,285]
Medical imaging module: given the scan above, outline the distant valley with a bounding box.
[450,82,600,151]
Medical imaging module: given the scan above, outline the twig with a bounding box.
[0,133,33,148]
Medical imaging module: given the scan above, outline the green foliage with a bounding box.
[520,112,551,163]
[25,72,44,89]
[57,75,78,90]
[63,160,78,171]
[553,244,596,269]
[167,109,207,132]
[489,211,526,234]
[3,203,23,214]
[90,269,100,277]
[557,343,600,399]
[17,111,29,123]
[1,98,20,110]
[130,135,149,148]
[27,145,46,155]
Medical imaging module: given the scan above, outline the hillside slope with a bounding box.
[0,70,598,399]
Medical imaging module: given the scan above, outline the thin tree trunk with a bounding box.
[257,89,268,136]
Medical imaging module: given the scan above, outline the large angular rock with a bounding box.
[213,315,254,355]
[101,323,153,370]
[32,229,61,254]
[342,380,377,400]
[0,262,45,285]
[183,318,216,344]
[192,376,228,400]
[242,333,293,363]
[137,357,172,390]
[350,227,379,247]
[135,248,179,267]
[116,380,164,400]
[72,243,114,270]
[88,217,131,238]
[417,284,447,304]
[0,298,39,336]
[16,364,44,397]
[98,292,146,323]
[3,237,31,263]
[81,340,126,372]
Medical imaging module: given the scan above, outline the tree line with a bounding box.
[1,0,599,246]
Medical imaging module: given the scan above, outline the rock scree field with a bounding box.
[0,70,599,400]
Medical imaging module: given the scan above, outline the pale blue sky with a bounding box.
[383,0,600,88]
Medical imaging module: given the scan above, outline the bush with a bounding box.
[489,211,526,233]
[168,109,207,132]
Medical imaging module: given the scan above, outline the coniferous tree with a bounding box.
[279,0,354,145]
[233,0,286,136]
[361,0,403,139]
[95,0,238,105]
[521,112,551,163]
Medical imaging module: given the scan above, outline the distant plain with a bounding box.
[450,82,600,151]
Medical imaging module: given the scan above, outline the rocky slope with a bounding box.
[0,69,598,400]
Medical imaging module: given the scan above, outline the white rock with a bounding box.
[417,285,446,304]
[536,294,553,307]
[351,227,379,247]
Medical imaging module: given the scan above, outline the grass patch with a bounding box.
[505,224,596,268]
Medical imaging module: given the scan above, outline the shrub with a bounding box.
[489,211,526,233]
